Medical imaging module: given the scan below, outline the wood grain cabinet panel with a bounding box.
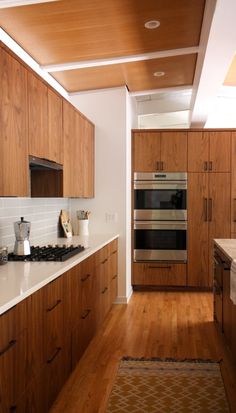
[28,71,48,159]
[133,132,161,172]
[188,131,231,173]
[188,173,231,288]
[0,47,29,196]
[208,173,231,285]
[187,173,209,287]
[0,299,29,412]
[207,131,231,172]
[63,101,95,197]
[231,132,236,235]
[133,263,187,286]
[132,130,187,172]
[48,88,63,164]
[161,131,187,172]
[187,132,209,172]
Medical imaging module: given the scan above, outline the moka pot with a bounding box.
[14,217,31,256]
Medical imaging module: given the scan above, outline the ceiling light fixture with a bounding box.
[153,71,165,77]
[0,0,59,8]
[144,20,160,29]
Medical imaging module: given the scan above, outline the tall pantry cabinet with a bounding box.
[187,131,231,288]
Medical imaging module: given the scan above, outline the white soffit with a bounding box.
[190,0,236,127]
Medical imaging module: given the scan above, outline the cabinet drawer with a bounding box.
[133,263,187,286]
[72,308,94,369]
[108,239,118,256]
[43,276,65,362]
[0,329,28,412]
[0,299,28,351]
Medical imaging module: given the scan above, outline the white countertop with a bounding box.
[214,239,236,262]
[0,233,119,316]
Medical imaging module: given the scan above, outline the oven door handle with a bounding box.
[134,182,187,190]
[134,221,187,230]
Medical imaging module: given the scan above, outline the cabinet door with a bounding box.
[0,48,29,196]
[231,132,236,235]
[82,119,95,198]
[222,268,232,349]
[206,131,231,172]
[208,173,231,286]
[43,276,64,363]
[63,101,83,197]
[161,131,187,171]
[133,132,161,171]
[48,88,63,164]
[132,263,187,286]
[187,173,209,287]
[188,132,209,172]
[28,71,48,159]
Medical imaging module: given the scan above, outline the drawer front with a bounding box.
[0,298,29,351]
[72,309,94,369]
[110,273,118,304]
[44,346,67,411]
[133,263,187,286]
[43,276,65,362]
[0,329,28,411]
[108,239,118,257]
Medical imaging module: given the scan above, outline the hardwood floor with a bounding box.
[50,292,236,412]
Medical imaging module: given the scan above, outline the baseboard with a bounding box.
[115,287,133,304]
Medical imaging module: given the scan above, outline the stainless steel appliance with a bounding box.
[8,244,85,261]
[134,221,187,262]
[14,217,31,256]
[133,172,187,262]
[134,172,187,221]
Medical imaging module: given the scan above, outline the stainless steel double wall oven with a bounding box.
[133,172,187,262]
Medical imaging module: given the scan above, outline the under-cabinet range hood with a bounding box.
[29,156,63,197]
[29,155,63,171]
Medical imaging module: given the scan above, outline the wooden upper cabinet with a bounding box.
[161,131,187,171]
[188,132,209,172]
[132,131,187,172]
[0,47,29,196]
[48,88,63,164]
[133,132,161,172]
[207,131,231,172]
[63,101,95,197]
[28,71,48,159]
[82,119,95,198]
[188,131,231,172]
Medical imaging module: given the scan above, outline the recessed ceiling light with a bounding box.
[144,20,160,29]
[0,0,59,8]
[153,71,165,77]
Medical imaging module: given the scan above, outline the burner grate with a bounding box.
[8,245,85,262]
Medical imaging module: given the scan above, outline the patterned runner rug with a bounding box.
[106,358,230,412]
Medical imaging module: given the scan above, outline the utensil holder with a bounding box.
[78,219,89,236]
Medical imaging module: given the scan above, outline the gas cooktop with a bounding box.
[8,245,85,262]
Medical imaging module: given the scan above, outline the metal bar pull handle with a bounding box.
[208,198,213,222]
[46,299,61,312]
[161,161,164,171]
[209,161,213,171]
[47,347,61,364]
[203,198,208,222]
[0,339,16,357]
[156,161,160,171]
[234,198,236,222]
[203,161,208,171]
[148,265,171,269]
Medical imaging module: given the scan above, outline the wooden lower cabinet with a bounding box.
[0,239,118,412]
[133,263,187,286]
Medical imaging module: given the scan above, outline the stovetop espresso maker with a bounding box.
[14,217,31,256]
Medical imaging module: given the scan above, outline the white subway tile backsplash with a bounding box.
[0,197,69,251]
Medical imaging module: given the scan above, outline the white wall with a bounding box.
[69,87,132,302]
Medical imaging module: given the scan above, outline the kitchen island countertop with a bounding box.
[0,233,119,315]
[214,239,236,262]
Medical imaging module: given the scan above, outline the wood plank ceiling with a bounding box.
[0,0,206,93]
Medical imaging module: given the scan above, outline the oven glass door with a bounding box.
[134,221,187,262]
[134,182,187,220]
